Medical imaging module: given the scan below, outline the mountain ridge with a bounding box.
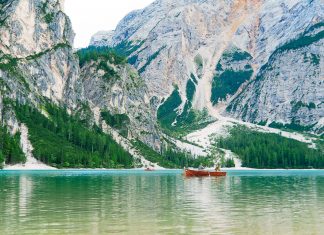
[91,0,324,135]
[0,0,323,169]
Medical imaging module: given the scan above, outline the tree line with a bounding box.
[14,102,134,168]
[217,126,324,169]
[0,126,25,168]
[77,46,126,67]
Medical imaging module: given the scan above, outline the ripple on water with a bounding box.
[0,170,323,234]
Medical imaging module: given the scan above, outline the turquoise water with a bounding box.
[0,170,324,235]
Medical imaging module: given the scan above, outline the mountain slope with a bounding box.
[0,0,201,169]
[90,0,324,134]
[0,0,156,168]
[77,47,161,149]
[0,0,323,169]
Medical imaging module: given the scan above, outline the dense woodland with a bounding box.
[0,126,25,168]
[13,102,134,168]
[77,46,126,67]
[217,126,324,169]
[101,111,130,137]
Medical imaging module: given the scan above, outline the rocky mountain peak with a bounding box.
[90,0,323,134]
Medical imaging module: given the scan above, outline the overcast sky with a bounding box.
[64,0,154,48]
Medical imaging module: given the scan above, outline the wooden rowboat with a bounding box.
[184,168,227,177]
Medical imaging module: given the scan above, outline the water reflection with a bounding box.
[19,175,33,218]
[0,171,323,235]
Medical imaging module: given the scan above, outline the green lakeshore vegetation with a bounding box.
[0,126,25,168]
[216,126,324,169]
[132,140,214,169]
[13,102,134,168]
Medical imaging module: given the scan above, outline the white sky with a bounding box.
[64,0,154,48]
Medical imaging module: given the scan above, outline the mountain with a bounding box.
[0,0,323,169]
[0,0,162,169]
[90,0,324,135]
[0,0,207,169]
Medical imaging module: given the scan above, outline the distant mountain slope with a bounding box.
[90,0,324,134]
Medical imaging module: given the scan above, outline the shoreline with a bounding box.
[1,167,323,171]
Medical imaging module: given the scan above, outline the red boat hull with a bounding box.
[184,169,227,177]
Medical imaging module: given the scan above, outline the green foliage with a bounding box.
[127,54,138,65]
[291,101,317,113]
[217,126,324,169]
[194,54,203,70]
[186,79,196,102]
[133,140,213,168]
[216,63,223,72]
[39,0,55,24]
[269,122,315,133]
[0,151,3,169]
[175,106,212,137]
[77,46,127,80]
[138,46,166,73]
[44,13,54,24]
[212,48,253,105]
[224,158,235,168]
[0,126,26,165]
[0,1,7,27]
[307,22,324,33]
[277,26,324,53]
[261,22,324,71]
[98,61,118,80]
[232,51,252,61]
[0,53,18,73]
[77,46,126,67]
[190,73,198,84]
[310,53,320,65]
[0,51,30,91]
[26,43,71,60]
[101,111,130,137]
[158,87,212,137]
[211,69,253,105]
[224,50,252,62]
[114,40,145,57]
[157,88,182,129]
[14,102,133,169]
[40,0,49,14]
[255,23,323,84]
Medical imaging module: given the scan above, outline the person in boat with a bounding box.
[198,164,204,170]
[215,163,221,172]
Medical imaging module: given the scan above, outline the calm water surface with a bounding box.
[0,170,324,235]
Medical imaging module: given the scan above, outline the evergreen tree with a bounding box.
[217,126,324,169]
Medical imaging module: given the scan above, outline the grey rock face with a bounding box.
[90,0,324,133]
[0,0,162,153]
[227,25,324,132]
[90,30,115,47]
[80,59,161,150]
[0,0,81,108]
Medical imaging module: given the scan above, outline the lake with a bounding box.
[0,170,324,235]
